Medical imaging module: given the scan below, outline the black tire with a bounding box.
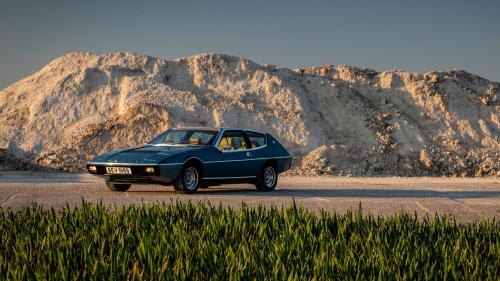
[255,164,278,191]
[105,181,131,192]
[173,164,201,194]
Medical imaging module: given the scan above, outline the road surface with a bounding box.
[0,172,499,222]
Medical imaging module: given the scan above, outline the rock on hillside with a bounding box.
[0,52,498,176]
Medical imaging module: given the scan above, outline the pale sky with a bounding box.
[1,0,499,89]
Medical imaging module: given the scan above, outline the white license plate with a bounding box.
[106,167,132,174]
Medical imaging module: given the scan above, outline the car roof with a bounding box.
[171,127,266,134]
[171,127,220,132]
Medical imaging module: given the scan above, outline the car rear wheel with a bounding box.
[105,181,131,192]
[255,164,277,191]
[174,165,200,194]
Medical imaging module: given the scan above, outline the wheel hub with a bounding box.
[184,167,198,190]
[264,167,276,187]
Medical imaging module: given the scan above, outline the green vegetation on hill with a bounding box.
[0,201,498,280]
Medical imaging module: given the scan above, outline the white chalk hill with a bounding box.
[0,52,498,176]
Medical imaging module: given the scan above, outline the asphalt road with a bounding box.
[0,172,499,222]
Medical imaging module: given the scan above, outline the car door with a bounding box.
[204,130,255,178]
[244,131,268,176]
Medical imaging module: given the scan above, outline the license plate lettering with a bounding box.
[106,167,132,174]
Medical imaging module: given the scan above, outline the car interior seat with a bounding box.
[230,138,247,150]
[218,137,230,149]
[230,138,240,150]
[189,136,201,145]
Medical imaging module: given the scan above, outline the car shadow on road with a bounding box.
[189,188,500,199]
[126,187,257,195]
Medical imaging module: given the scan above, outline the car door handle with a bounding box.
[246,152,252,157]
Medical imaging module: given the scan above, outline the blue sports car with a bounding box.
[86,127,292,193]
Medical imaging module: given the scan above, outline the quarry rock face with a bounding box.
[0,52,498,176]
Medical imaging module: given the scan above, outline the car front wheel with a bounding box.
[105,181,131,192]
[174,165,200,194]
[255,164,277,191]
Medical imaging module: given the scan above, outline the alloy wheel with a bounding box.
[264,166,276,187]
[184,167,199,190]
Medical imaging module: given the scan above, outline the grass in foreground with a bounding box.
[0,201,498,280]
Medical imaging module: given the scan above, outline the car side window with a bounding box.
[218,131,250,151]
[246,131,266,148]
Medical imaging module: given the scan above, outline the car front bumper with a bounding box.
[86,163,182,185]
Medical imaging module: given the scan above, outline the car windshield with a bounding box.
[148,129,218,146]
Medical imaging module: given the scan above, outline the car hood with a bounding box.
[91,145,205,164]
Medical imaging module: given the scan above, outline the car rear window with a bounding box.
[246,131,266,148]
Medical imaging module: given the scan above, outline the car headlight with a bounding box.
[88,166,97,172]
[145,167,155,174]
